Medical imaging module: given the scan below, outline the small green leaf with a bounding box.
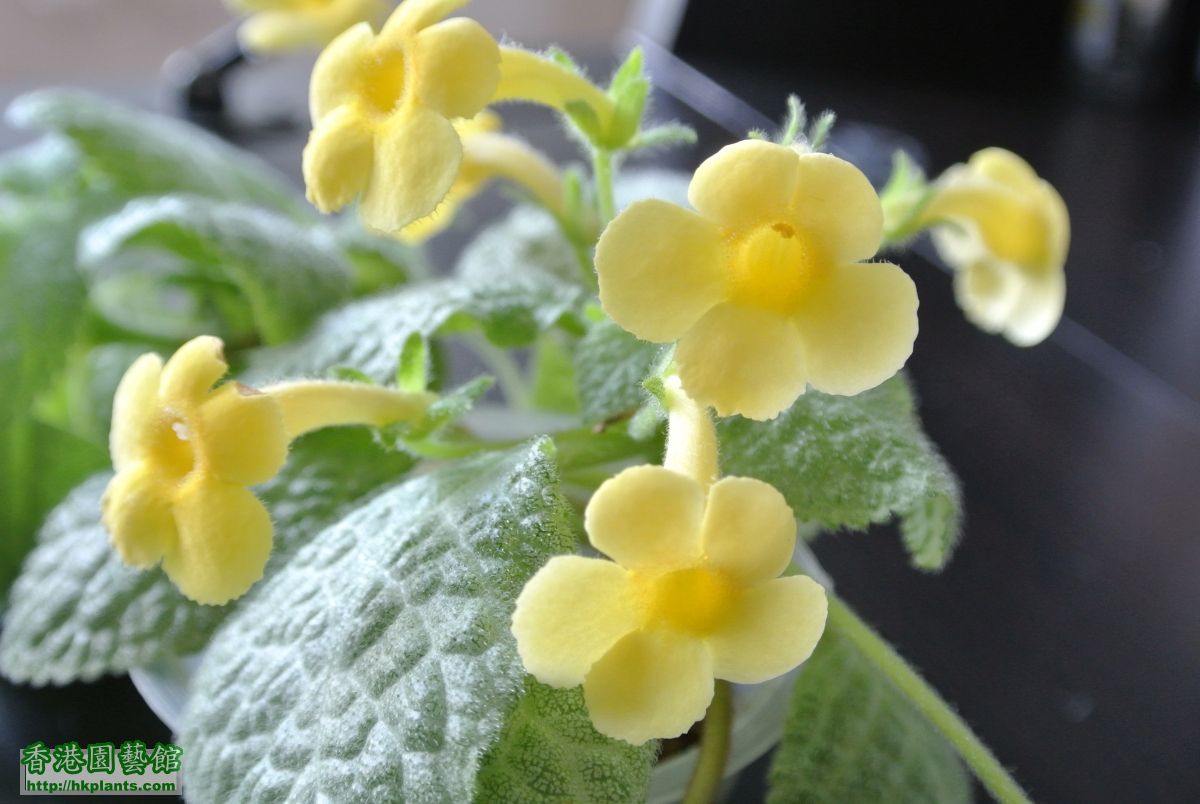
[626,123,698,153]
[0,428,416,685]
[605,48,650,150]
[767,628,971,803]
[530,333,580,414]
[475,678,656,803]
[6,90,302,214]
[381,376,495,452]
[565,99,605,146]
[456,204,583,286]
[396,333,430,393]
[80,195,354,344]
[249,276,584,384]
[574,317,663,423]
[719,374,962,571]
[180,441,576,803]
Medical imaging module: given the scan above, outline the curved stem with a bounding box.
[466,334,532,410]
[827,594,1033,804]
[682,680,734,804]
[494,46,615,130]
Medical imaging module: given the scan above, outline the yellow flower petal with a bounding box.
[238,0,382,56]
[357,106,462,233]
[952,258,1023,334]
[687,139,799,232]
[969,147,1042,194]
[584,465,704,571]
[101,465,177,569]
[676,303,807,421]
[309,21,376,123]
[791,152,883,262]
[511,556,640,688]
[303,105,374,213]
[1004,270,1065,347]
[197,383,289,487]
[700,477,796,584]
[163,477,273,604]
[410,17,500,119]
[383,0,468,37]
[595,199,725,342]
[109,353,163,471]
[582,629,714,744]
[707,575,827,684]
[159,336,227,411]
[794,261,918,396]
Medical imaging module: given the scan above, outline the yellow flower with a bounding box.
[595,139,918,420]
[101,336,288,605]
[399,111,565,243]
[302,0,500,233]
[511,465,827,744]
[101,336,436,604]
[227,0,388,55]
[921,148,1069,346]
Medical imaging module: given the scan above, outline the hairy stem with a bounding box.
[682,680,734,804]
[592,148,616,226]
[828,594,1033,804]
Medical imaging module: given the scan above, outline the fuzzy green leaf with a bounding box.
[475,678,656,803]
[80,195,354,344]
[6,90,301,214]
[719,374,962,571]
[0,428,415,685]
[180,441,576,803]
[573,317,663,423]
[767,628,971,803]
[456,205,583,286]
[248,276,584,384]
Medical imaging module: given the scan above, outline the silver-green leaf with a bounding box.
[475,678,656,803]
[719,374,962,571]
[180,441,576,803]
[767,628,971,803]
[0,428,415,685]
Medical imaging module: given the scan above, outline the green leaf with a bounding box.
[475,678,656,803]
[0,428,415,684]
[573,317,663,423]
[180,441,576,803]
[456,204,583,286]
[320,215,427,295]
[0,136,80,197]
[719,374,962,571]
[605,48,650,150]
[530,333,581,414]
[80,195,354,344]
[767,628,971,803]
[248,276,585,384]
[626,123,698,153]
[7,90,302,214]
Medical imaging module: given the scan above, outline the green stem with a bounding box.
[466,334,533,410]
[828,594,1033,804]
[592,148,616,226]
[682,680,734,804]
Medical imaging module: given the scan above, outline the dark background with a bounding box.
[4,1,1200,802]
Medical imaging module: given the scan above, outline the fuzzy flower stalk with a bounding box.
[512,378,827,744]
[102,336,434,604]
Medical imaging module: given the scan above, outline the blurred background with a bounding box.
[2,1,1200,802]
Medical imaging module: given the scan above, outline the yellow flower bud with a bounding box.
[595,139,919,420]
[921,147,1069,346]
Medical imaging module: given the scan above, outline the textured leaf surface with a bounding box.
[456,205,582,286]
[247,277,585,384]
[767,628,971,803]
[475,678,656,803]
[573,317,663,423]
[7,90,301,213]
[0,428,415,684]
[719,374,962,570]
[80,195,354,344]
[181,442,575,803]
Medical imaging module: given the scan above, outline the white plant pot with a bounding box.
[130,407,834,801]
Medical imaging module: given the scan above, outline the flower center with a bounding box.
[150,410,196,481]
[359,46,407,119]
[643,567,736,635]
[727,221,821,316]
